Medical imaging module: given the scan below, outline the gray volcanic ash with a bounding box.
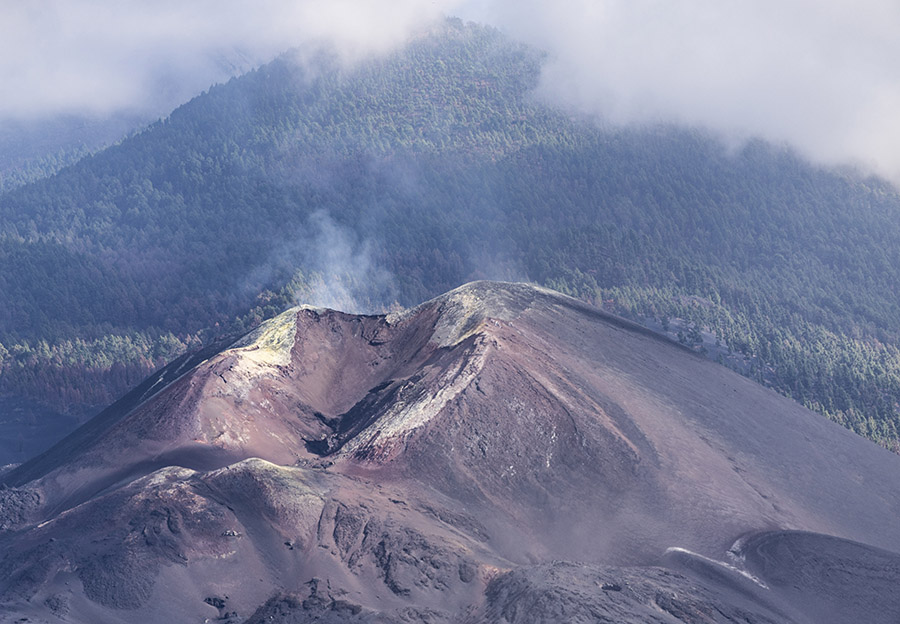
[2,281,900,623]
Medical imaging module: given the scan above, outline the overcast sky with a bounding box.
[2,0,899,181]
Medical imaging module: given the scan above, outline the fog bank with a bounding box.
[3,0,899,181]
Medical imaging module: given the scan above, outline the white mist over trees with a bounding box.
[472,0,900,182]
[2,0,899,181]
[0,0,446,119]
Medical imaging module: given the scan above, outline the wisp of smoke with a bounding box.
[298,210,396,313]
[239,208,396,315]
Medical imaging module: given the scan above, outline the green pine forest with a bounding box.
[2,19,900,450]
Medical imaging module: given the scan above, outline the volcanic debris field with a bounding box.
[2,281,900,623]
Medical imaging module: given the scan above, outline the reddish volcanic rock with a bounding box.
[3,281,900,623]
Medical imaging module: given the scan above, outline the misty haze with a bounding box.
[2,3,900,623]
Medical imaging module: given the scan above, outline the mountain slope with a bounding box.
[3,18,900,454]
[2,282,900,623]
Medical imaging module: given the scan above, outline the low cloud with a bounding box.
[4,0,900,181]
[463,0,900,181]
[0,0,451,120]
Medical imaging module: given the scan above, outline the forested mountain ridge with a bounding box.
[2,18,900,451]
[0,116,150,195]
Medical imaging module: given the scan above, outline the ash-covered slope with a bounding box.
[3,281,900,623]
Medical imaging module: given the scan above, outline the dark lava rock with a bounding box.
[465,562,783,624]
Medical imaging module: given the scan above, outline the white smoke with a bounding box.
[298,210,396,313]
[239,209,396,314]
